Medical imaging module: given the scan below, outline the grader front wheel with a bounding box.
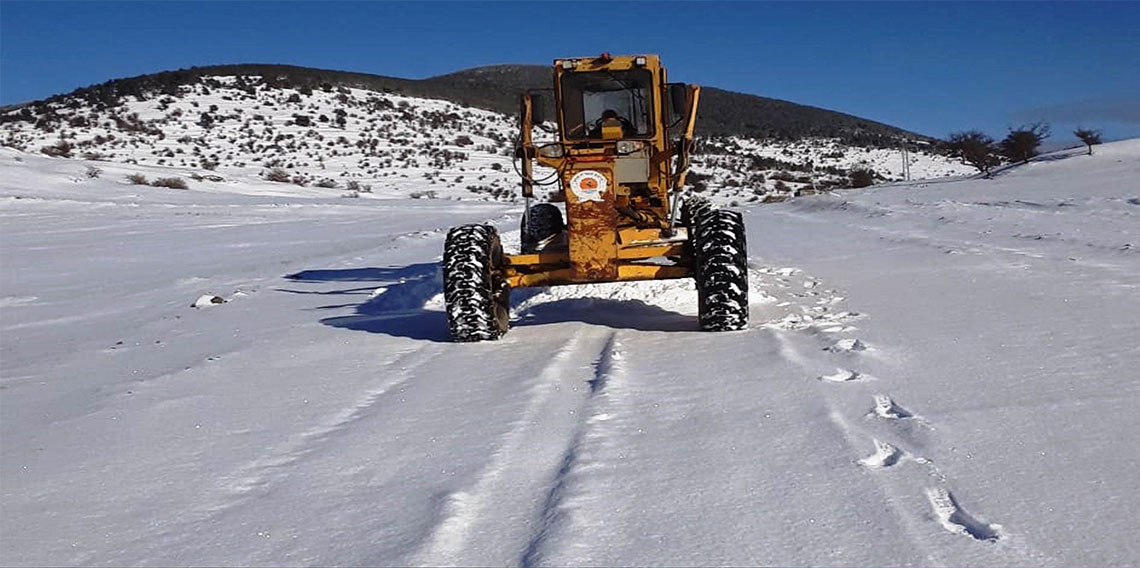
[694,209,749,331]
[443,224,510,341]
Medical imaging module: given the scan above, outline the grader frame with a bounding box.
[508,53,701,288]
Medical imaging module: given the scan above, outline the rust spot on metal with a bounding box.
[565,167,618,280]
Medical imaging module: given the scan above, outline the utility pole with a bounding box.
[900,138,912,182]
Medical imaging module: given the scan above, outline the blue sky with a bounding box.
[2,1,1138,143]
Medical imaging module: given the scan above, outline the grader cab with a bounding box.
[443,54,748,341]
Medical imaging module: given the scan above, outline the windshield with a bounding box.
[559,69,654,140]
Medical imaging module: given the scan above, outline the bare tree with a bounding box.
[1074,127,1102,155]
[999,123,1050,164]
[947,130,1000,175]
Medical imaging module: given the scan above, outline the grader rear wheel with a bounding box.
[681,195,713,229]
[521,203,565,253]
[443,224,510,341]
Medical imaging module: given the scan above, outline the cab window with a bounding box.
[559,69,654,140]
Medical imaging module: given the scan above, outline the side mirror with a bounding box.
[669,84,688,117]
[530,93,546,125]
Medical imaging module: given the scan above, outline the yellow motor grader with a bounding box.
[443,53,748,341]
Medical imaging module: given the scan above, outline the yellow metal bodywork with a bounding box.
[511,54,700,288]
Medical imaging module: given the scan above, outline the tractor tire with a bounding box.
[521,203,565,253]
[693,209,749,331]
[681,195,713,230]
[443,224,510,342]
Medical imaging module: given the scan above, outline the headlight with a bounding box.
[615,140,644,155]
[537,143,564,158]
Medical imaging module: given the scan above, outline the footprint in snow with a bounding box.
[191,294,227,308]
[818,368,864,383]
[871,394,914,419]
[926,487,1003,542]
[825,338,868,352]
[858,439,904,469]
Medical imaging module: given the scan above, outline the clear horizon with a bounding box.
[2,1,1138,144]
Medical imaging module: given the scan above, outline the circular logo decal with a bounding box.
[569,170,607,202]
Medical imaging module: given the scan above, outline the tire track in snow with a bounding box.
[203,344,443,512]
[519,332,623,568]
[410,328,618,567]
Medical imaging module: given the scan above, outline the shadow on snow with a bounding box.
[284,262,697,342]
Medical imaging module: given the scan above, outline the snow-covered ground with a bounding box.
[1,140,1137,566]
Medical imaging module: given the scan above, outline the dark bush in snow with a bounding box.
[41,140,72,158]
[849,167,875,188]
[947,130,1001,175]
[126,173,148,185]
[151,177,189,189]
[1000,123,1050,164]
[264,167,290,182]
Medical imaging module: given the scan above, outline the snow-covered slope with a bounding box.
[1,75,973,205]
[1,140,1136,566]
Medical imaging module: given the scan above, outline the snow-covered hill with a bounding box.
[1,75,973,204]
[1,136,1136,565]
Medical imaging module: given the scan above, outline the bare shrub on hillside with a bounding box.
[263,167,290,182]
[151,177,189,189]
[315,178,338,188]
[126,173,148,185]
[85,166,103,179]
[849,167,875,188]
[41,140,73,158]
